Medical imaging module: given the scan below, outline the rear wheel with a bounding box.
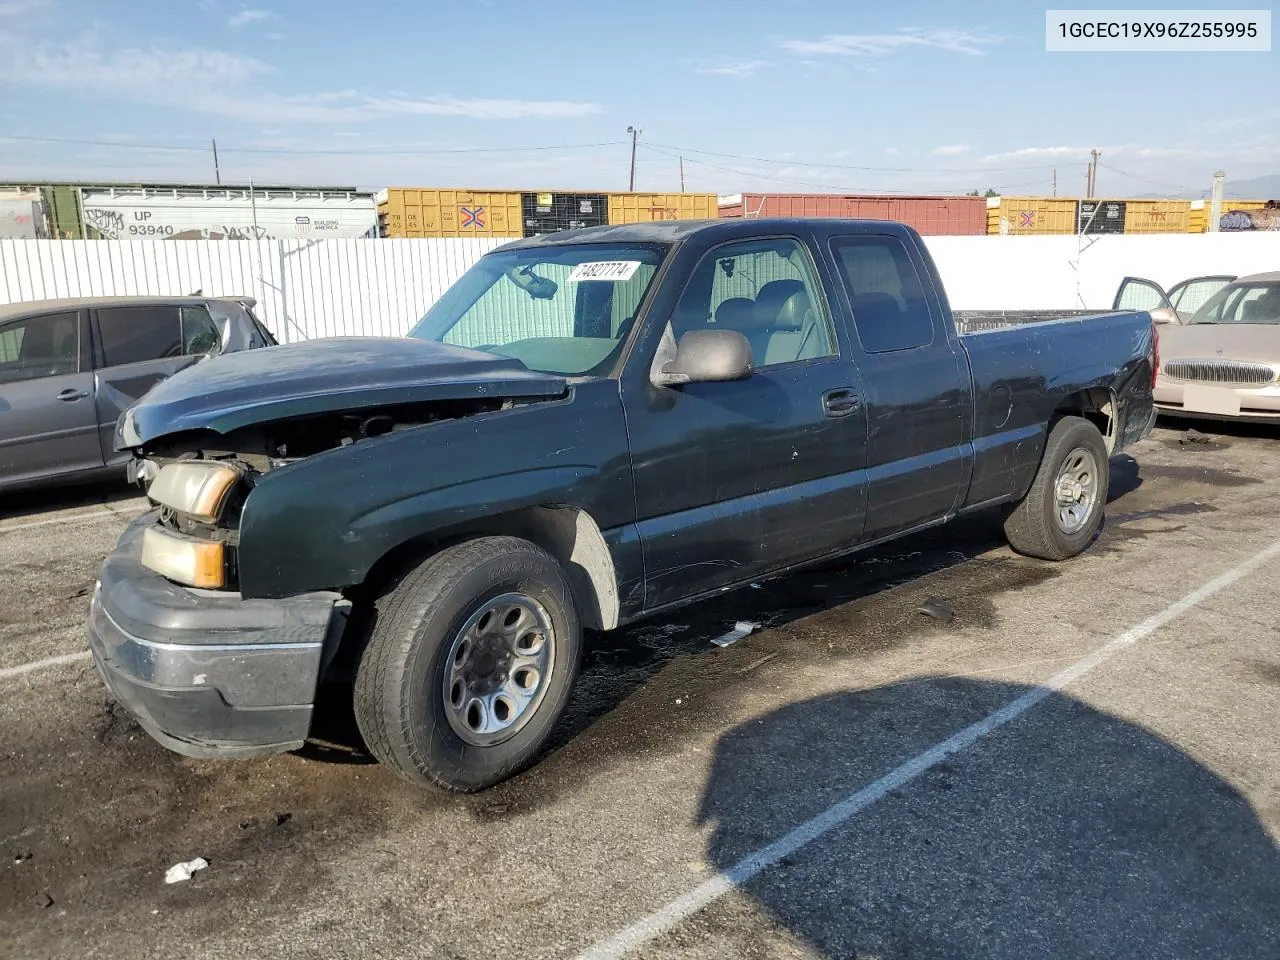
[1004,416,1109,561]
[353,536,581,792]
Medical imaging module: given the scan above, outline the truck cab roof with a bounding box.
[495,217,919,251]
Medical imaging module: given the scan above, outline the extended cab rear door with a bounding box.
[619,227,870,611]
[815,224,973,541]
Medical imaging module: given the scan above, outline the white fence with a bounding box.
[0,237,504,342]
[3,233,1280,340]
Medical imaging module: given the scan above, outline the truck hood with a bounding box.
[117,336,568,448]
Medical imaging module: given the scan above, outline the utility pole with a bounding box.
[626,125,640,191]
[679,156,685,193]
[212,138,221,185]
[1052,167,1057,197]
[1087,149,1100,198]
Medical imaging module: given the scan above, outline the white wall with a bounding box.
[2,233,1278,340]
[0,237,504,341]
[926,233,1280,311]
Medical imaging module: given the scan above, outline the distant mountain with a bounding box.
[1223,174,1280,199]
[1133,174,1280,201]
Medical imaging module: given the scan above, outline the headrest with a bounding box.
[754,279,806,330]
[714,297,756,331]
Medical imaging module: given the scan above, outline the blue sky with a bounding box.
[0,0,1276,196]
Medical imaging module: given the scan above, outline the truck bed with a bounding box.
[953,309,1113,335]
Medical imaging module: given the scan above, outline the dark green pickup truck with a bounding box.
[88,219,1157,792]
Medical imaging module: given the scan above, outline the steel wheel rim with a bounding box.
[443,592,556,747]
[1054,446,1100,535]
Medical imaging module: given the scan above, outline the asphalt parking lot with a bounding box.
[2,421,1278,960]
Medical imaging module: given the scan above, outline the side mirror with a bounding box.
[1149,306,1179,325]
[653,329,754,387]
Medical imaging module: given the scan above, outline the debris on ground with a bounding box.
[710,620,760,647]
[738,653,779,674]
[1180,428,1212,445]
[34,892,53,909]
[13,852,32,864]
[917,598,955,623]
[164,858,209,884]
[274,812,293,827]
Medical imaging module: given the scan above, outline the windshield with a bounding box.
[1189,281,1280,326]
[408,242,667,376]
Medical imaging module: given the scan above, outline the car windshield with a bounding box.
[1189,281,1280,326]
[407,242,668,376]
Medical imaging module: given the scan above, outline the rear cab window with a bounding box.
[829,236,936,354]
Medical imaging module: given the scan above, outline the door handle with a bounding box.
[822,388,860,417]
[57,388,89,402]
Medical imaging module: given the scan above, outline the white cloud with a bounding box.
[980,145,1101,162]
[782,28,1001,57]
[0,0,50,15]
[932,144,971,156]
[693,59,772,78]
[364,95,601,120]
[0,36,604,122]
[228,8,275,27]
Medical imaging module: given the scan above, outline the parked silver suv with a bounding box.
[0,295,276,491]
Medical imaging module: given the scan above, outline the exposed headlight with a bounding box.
[141,527,227,588]
[148,462,240,522]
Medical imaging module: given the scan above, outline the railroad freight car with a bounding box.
[717,193,988,235]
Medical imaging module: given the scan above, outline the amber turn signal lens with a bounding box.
[140,527,226,589]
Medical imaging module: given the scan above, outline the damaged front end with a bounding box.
[126,395,538,591]
[113,335,570,592]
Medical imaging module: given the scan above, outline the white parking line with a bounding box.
[575,536,1280,960]
[0,503,146,534]
[0,650,91,680]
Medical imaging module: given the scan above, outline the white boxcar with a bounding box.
[79,186,377,240]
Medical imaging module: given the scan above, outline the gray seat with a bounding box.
[751,280,827,365]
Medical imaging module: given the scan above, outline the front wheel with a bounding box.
[354,536,582,792]
[1003,416,1110,561]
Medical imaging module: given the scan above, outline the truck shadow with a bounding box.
[0,475,136,521]
[694,678,1280,958]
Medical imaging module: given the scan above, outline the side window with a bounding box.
[830,237,936,354]
[0,312,79,384]
[1114,278,1169,312]
[671,238,837,368]
[181,306,222,355]
[96,306,181,367]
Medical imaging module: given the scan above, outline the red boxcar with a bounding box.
[717,193,987,236]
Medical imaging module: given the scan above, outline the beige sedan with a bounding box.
[1115,271,1280,423]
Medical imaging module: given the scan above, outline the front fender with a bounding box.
[235,381,633,599]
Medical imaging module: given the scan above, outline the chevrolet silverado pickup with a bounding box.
[88,219,1158,793]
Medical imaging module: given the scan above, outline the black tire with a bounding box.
[353,536,581,793]
[1004,416,1110,561]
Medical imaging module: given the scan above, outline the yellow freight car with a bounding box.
[608,193,717,224]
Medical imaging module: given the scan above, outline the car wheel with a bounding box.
[1003,415,1110,561]
[354,536,582,792]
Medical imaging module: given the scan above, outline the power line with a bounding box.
[646,145,1064,195]
[1094,160,1195,194]
[0,134,630,157]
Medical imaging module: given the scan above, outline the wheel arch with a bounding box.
[1050,387,1117,453]
[357,503,619,633]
